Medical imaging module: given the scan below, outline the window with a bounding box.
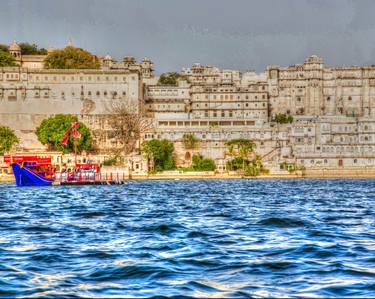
[96,91,100,96]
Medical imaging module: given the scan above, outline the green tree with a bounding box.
[226,139,256,171]
[19,42,48,55]
[182,133,199,150]
[141,139,176,172]
[226,157,248,171]
[244,155,268,177]
[273,113,293,124]
[0,44,9,52]
[44,46,100,69]
[157,72,187,86]
[191,154,216,171]
[0,126,19,155]
[36,114,92,153]
[0,51,16,67]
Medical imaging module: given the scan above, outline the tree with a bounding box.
[19,43,47,55]
[44,46,100,69]
[226,139,255,170]
[107,102,153,154]
[0,126,19,155]
[273,113,293,124]
[0,51,16,67]
[141,139,175,172]
[225,139,257,172]
[244,155,268,176]
[182,133,199,150]
[36,114,92,153]
[0,44,9,52]
[157,72,188,86]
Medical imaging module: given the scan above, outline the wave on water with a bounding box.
[0,179,375,297]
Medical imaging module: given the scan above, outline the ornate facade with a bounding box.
[3,47,375,169]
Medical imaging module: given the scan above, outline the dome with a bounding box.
[9,40,21,51]
[104,54,112,61]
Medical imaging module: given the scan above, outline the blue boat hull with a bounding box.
[12,163,53,187]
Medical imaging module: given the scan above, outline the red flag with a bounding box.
[71,121,80,128]
[61,131,70,146]
[71,128,81,139]
[61,121,81,146]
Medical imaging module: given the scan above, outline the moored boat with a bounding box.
[5,156,54,187]
[4,155,126,187]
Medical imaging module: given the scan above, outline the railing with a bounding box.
[54,172,127,184]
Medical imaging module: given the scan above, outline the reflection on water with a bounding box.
[1,179,375,297]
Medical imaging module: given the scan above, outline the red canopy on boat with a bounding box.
[3,156,52,165]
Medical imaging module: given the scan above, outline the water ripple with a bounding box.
[0,179,375,297]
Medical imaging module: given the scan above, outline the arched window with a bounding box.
[184,152,191,161]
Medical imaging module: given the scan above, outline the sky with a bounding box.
[1,0,375,73]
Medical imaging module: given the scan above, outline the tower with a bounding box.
[9,40,21,64]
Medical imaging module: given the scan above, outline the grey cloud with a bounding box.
[0,0,375,73]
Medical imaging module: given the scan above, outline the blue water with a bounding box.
[0,179,375,298]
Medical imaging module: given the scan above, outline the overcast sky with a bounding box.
[1,0,375,73]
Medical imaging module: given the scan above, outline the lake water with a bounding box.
[0,179,375,298]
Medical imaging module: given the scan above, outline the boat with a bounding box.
[5,122,126,187]
[4,156,55,187]
[4,155,126,187]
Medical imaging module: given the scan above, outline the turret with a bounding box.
[9,40,21,64]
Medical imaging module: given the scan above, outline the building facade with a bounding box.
[4,46,375,170]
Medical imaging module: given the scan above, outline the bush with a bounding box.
[226,157,249,171]
[102,156,119,166]
[280,162,297,173]
[157,72,188,86]
[191,155,216,171]
[36,114,92,153]
[244,156,268,177]
[273,113,293,124]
